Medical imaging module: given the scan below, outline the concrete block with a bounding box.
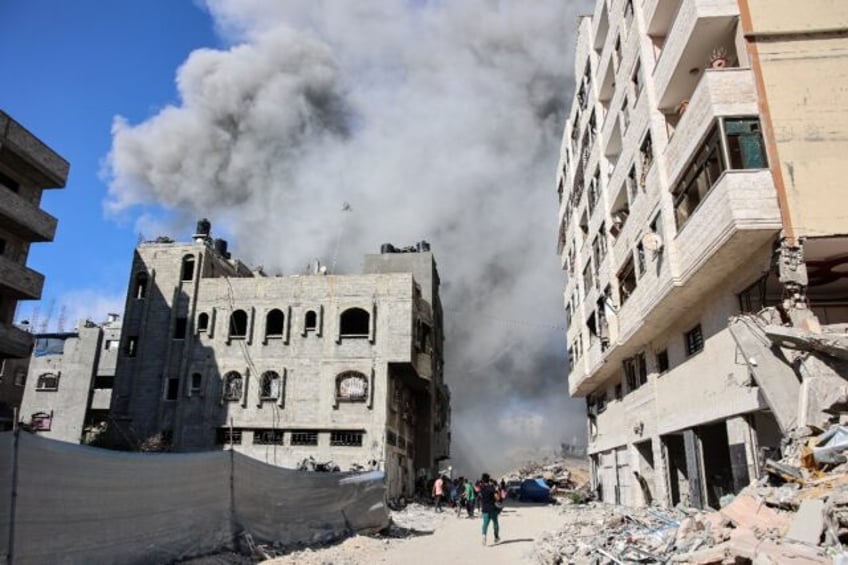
[785,499,825,545]
[797,376,848,428]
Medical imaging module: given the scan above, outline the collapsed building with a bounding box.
[109,220,450,498]
[556,0,848,509]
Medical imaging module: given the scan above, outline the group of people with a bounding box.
[432,473,507,546]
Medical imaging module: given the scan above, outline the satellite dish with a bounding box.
[641,231,664,252]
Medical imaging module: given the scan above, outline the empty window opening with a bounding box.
[336,371,369,402]
[291,430,318,446]
[253,430,284,445]
[173,317,187,340]
[617,255,637,305]
[588,169,601,214]
[636,242,646,276]
[657,349,669,374]
[610,184,630,239]
[125,336,139,357]
[104,339,117,350]
[636,352,647,386]
[190,372,203,394]
[631,58,643,100]
[340,307,370,337]
[181,255,196,281]
[216,428,242,445]
[592,224,608,267]
[613,35,622,70]
[94,375,114,389]
[165,377,179,401]
[416,321,432,352]
[229,310,248,339]
[625,358,639,392]
[134,272,148,299]
[627,165,638,202]
[36,372,59,391]
[640,133,654,186]
[331,430,364,447]
[265,309,285,338]
[0,170,20,193]
[663,434,689,506]
[260,371,281,400]
[621,95,630,131]
[197,312,209,332]
[305,310,318,331]
[685,324,704,356]
[614,383,623,400]
[583,261,595,295]
[223,371,243,401]
[579,207,590,236]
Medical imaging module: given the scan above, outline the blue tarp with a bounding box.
[519,478,551,502]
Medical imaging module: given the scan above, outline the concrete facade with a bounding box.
[111,223,450,498]
[17,316,120,443]
[0,110,69,429]
[557,0,848,509]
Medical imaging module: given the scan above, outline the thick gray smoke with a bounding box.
[106,0,592,474]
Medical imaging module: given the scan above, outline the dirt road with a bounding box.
[264,501,562,565]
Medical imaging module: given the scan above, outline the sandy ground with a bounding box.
[263,500,562,565]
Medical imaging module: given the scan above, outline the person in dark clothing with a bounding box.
[479,473,501,545]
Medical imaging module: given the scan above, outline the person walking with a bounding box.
[464,478,476,518]
[432,475,445,513]
[479,473,502,546]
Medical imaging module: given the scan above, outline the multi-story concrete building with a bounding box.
[0,110,69,429]
[111,221,450,497]
[17,315,121,443]
[557,1,848,508]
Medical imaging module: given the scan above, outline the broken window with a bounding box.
[260,371,281,400]
[190,372,203,394]
[291,430,318,446]
[305,310,318,331]
[216,428,242,445]
[672,124,723,229]
[173,317,187,340]
[339,307,370,337]
[685,324,704,356]
[223,371,243,401]
[36,372,59,391]
[265,309,285,338]
[617,254,637,305]
[583,261,595,295]
[124,336,139,357]
[636,352,647,385]
[330,430,364,447]
[639,133,654,186]
[631,58,643,100]
[165,377,179,401]
[610,184,630,239]
[725,118,767,169]
[134,272,148,299]
[181,255,196,281]
[197,312,209,333]
[336,371,368,402]
[657,349,669,374]
[253,430,284,445]
[229,310,248,339]
[738,275,770,314]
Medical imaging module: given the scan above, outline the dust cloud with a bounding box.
[105,0,593,473]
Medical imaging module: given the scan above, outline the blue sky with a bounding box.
[2,1,220,328]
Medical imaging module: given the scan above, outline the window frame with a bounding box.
[685,324,705,356]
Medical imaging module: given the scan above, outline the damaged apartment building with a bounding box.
[557,1,848,509]
[110,220,450,498]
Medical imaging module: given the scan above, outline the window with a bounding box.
[416,320,432,352]
[636,352,647,386]
[165,377,179,401]
[636,242,646,275]
[197,312,209,332]
[738,275,769,314]
[624,358,638,391]
[592,224,608,267]
[387,430,398,446]
[305,310,318,331]
[339,307,370,337]
[265,309,285,338]
[229,310,248,339]
[253,430,284,445]
[216,428,242,445]
[0,238,6,256]
[583,262,595,295]
[615,383,623,400]
[631,59,643,100]
[223,371,243,401]
[31,412,52,431]
[588,169,600,213]
[672,124,724,229]
[657,349,669,374]
[191,372,203,394]
[134,272,148,299]
[13,367,25,386]
[260,371,281,400]
[336,371,368,402]
[0,170,20,193]
[181,256,195,281]
[613,35,622,70]
[725,119,767,169]
[173,317,187,339]
[621,95,630,131]
[685,324,704,356]
[627,165,638,202]
[36,372,59,391]
[104,339,117,350]
[125,336,139,357]
[639,133,654,186]
[330,431,364,447]
[94,375,114,389]
[617,254,637,305]
[291,430,318,446]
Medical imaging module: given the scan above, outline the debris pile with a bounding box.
[503,456,591,492]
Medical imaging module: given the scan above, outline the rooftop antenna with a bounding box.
[30,304,40,334]
[330,202,353,275]
[39,299,56,333]
[57,304,67,333]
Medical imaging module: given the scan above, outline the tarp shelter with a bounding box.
[519,478,551,502]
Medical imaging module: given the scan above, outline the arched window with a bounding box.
[181,255,196,281]
[134,272,148,299]
[339,307,369,337]
[229,310,248,338]
[305,310,318,331]
[335,371,368,402]
[260,371,281,400]
[265,309,284,338]
[36,372,59,391]
[223,371,243,401]
[197,312,209,332]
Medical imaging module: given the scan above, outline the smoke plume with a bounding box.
[106,0,592,473]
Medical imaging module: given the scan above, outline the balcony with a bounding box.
[0,321,33,358]
[0,254,44,300]
[0,112,69,188]
[0,188,58,242]
[652,0,740,111]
